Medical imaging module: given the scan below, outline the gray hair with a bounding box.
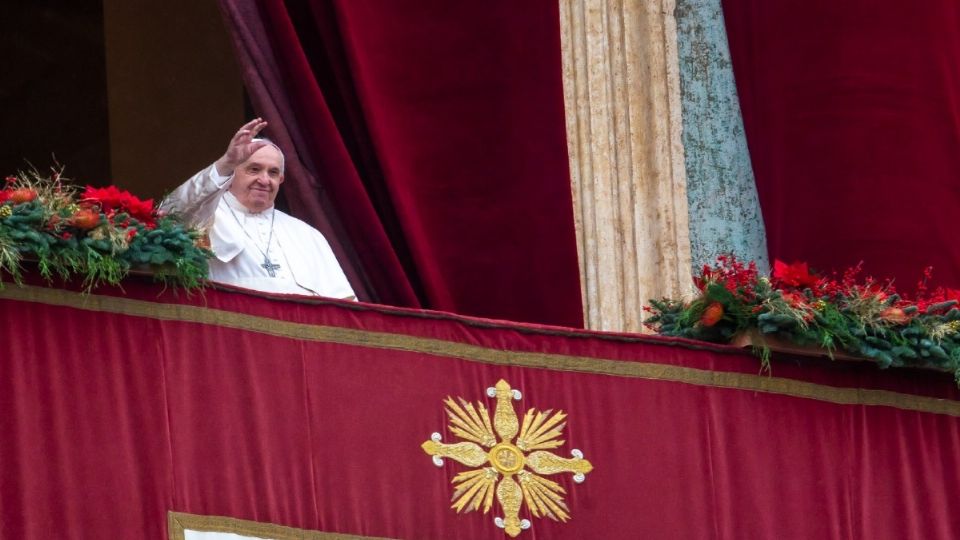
[252,137,285,175]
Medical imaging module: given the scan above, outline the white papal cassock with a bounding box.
[161,164,355,299]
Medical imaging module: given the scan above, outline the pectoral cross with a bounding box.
[261,256,281,277]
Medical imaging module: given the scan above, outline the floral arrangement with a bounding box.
[645,255,960,380]
[0,169,211,290]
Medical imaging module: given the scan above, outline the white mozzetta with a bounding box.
[161,164,354,299]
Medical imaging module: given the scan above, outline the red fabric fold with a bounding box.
[3,280,960,539]
[219,0,584,327]
[723,0,960,289]
[218,0,418,307]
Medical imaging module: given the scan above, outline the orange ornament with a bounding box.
[194,233,211,250]
[70,209,101,230]
[8,188,37,204]
[879,307,909,324]
[700,301,725,327]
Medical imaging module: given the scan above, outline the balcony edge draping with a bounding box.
[3,281,960,539]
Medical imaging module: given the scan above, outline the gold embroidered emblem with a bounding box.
[422,380,593,537]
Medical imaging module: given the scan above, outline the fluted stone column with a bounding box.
[560,0,693,332]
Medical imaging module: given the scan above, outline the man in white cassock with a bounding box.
[162,119,355,299]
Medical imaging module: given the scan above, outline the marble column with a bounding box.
[675,0,769,273]
[560,0,694,332]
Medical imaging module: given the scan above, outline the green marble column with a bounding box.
[676,0,769,272]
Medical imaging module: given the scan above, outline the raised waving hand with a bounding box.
[215,118,269,176]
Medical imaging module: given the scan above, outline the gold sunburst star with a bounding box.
[422,379,593,537]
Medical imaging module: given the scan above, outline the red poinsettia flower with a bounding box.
[81,185,155,227]
[772,260,819,289]
[944,288,960,303]
[0,189,11,203]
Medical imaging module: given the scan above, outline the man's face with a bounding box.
[228,145,284,213]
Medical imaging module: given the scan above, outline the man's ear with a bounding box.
[278,174,285,185]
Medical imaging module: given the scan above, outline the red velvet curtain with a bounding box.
[4,280,960,538]
[218,0,584,328]
[723,0,960,289]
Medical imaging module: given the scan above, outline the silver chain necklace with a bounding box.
[226,204,281,277]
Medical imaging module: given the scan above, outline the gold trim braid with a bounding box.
[5,284,960,417]
[168,511,395,540]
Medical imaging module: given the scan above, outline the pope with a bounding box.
[161,119,355,299]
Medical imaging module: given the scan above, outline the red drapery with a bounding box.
[2,279,960,538]
[723,0,960,289]
[218,0,584,327]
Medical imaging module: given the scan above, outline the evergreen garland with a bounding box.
[646,256,960,382]
[0,169,211,290]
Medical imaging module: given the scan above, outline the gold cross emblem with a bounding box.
[422,380,593,537]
